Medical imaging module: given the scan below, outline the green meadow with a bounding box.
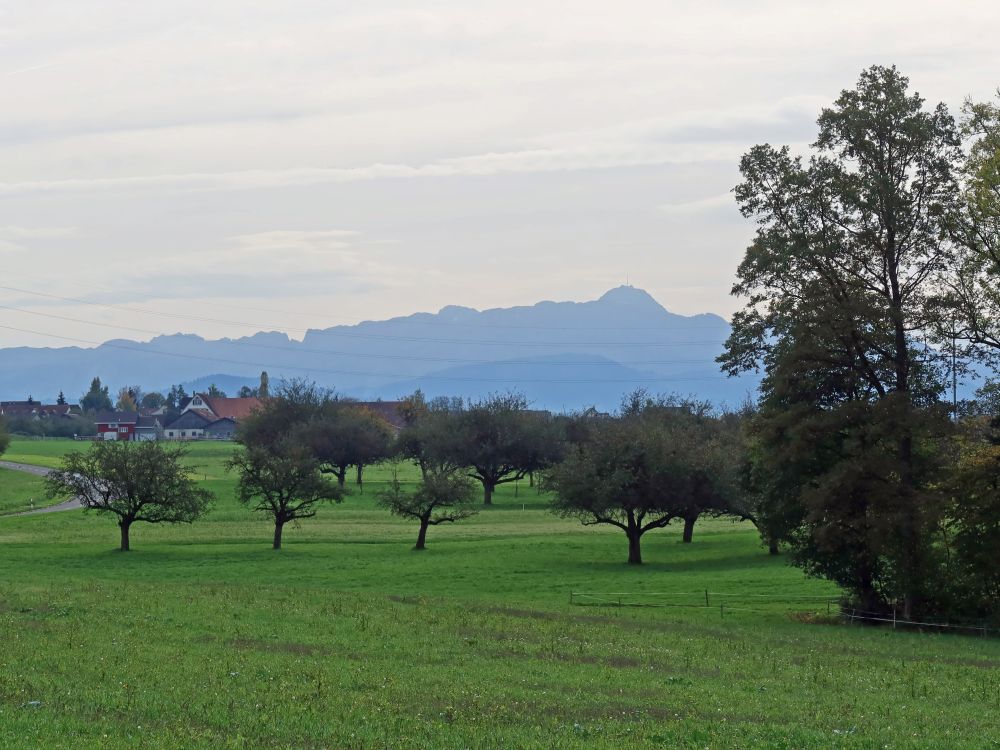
[1,438,998,748]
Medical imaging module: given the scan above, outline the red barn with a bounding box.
[95,411,139,441]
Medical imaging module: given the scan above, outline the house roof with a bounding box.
[198,395,262,421]
[0,403,74,418]
[163,411,212,430]
[95,411,139,425]
[136,415,162,429]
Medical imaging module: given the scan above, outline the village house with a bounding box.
[160,393,261,440]
[0,401,78,419]
[95,411,161,441]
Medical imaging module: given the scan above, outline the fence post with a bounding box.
[704,590,709,607]
[720,603,724,618]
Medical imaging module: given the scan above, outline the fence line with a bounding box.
[568,591,999,638]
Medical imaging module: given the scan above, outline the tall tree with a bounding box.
[80,377,113,413]
[719,66,962,618]
[228,443,343,549]
[937,94,1000,364]
[56,391,67,406]
[259,371,270,399]
[44,442,213,551]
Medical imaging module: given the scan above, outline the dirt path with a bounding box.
[0,460,84,515]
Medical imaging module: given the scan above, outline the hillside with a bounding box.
[0,286,758,411]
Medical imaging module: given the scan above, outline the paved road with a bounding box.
[0,460,84,515]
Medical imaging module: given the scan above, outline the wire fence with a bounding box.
[569,590,1000,637]
[569,590,841,616]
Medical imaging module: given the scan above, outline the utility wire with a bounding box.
[0,284,728,346]
[0,304,723,368]
[0,324,731,384]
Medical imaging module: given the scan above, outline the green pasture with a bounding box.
[0,469,49,516]
[1,438,999,748]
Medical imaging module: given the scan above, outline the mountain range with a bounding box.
[0,286,760,412]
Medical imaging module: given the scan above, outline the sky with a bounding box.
[1,0,999,348]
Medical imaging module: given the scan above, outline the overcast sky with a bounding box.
[1,0,998,348]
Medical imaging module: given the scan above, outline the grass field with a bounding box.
[0,468,50,516]
[1,438,999,748]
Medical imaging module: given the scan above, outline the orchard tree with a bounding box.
[228,443,343,549]
[548,415,681,565]
[378,466,478,549]
[719,66,962,618]
[44,442,213,551]
[296,402,393,489]
[452,393,560,505]
[396,395,464,479]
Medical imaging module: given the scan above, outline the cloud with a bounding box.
[657,193,734,215]
[0,224,77,238]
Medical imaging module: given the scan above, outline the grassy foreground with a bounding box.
[1,439,999,748]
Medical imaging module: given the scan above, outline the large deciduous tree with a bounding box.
[939,93,1000,364]
[44,442,213,551]
[228,443,343,549]
[719,66,962,618]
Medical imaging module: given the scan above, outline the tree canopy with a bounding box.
[720,65,974,619]
[80,377,113,413]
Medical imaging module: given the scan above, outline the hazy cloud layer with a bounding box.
[1,1,998,348]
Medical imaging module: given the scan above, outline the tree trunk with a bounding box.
[483,481,494,506]
[356,464,364,488]
[119,520,132,552]
[336,469,346,489]
[415,518,429,550]
[273,520,284,550]
[626,528,643,565]
[768,536,779,555]
[682,514,697,544]
[528,472,534,488]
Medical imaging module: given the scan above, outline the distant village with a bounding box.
[0,373,406,441]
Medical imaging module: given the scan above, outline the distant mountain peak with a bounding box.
[597,285,666,310]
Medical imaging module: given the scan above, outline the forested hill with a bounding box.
[0,286,760,411]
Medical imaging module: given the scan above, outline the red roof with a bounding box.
[198,395,262,421]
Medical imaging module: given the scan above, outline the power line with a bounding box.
[0,284,729,345]
[0,324,731,384]
[0,304,723,367]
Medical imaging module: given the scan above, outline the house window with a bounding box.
[119,427,128,433]
[181,431,186,437]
